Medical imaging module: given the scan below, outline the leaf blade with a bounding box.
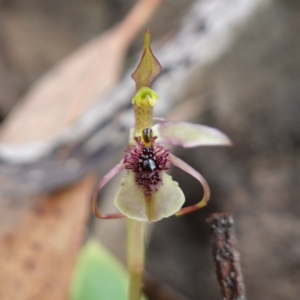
[70,240,128,300]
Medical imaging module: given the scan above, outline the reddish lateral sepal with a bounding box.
[91,162,126,219]
[169,153,211,216]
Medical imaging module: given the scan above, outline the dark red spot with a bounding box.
[124,136,170,195]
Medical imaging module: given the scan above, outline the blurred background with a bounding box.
[0,0,300,299]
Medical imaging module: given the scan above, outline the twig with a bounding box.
[206,213,246,300]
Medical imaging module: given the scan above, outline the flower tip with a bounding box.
[227,138,234,147]
[219,135,233,147]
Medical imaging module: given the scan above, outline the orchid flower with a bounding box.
[91,31,231,300]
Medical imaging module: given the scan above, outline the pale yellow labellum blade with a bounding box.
[114,171,185,222]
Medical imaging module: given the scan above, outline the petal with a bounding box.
[152,121,232,147]
[114,171,185,222]
[169,153,211,216]
[91,162,126,219]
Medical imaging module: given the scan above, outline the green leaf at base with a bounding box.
[70,240,128,300]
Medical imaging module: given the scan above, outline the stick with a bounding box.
[206,213,246,300]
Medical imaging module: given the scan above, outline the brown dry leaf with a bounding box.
[0,0,163,145]
[0,175,94,300]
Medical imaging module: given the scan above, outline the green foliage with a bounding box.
[70,240,128,300]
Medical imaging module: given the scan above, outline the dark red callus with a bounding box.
[124,136,170,195]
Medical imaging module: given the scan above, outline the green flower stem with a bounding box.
[133,104,153,136]
[128,87,153,300]
[127,30,161,300]
[127,218,146,300]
